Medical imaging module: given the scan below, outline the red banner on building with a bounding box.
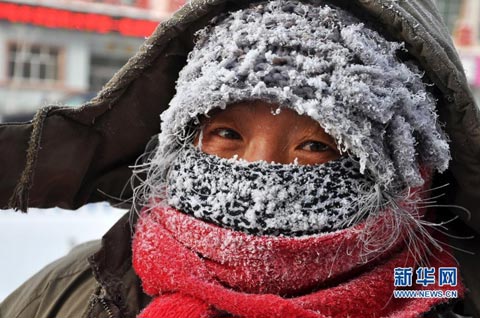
[0,2,159,37]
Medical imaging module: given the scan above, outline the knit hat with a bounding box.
[156,0,450,191]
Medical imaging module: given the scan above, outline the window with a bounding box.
[435,0,463,32]
[119,0,136,5]
[87,0,146,8]
[89,55,129,91]
[7,43,61,83]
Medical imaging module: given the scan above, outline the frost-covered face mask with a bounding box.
[157,1,450,193]
[166,146,374,236]
[136,0,449,240]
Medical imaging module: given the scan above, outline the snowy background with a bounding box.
[0,203,125,301]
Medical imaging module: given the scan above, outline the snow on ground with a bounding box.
[0,203,126,301]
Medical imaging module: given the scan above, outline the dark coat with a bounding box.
[0,213,151,318]
[1,0,479,317]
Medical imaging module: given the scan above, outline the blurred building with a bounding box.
[436,0,480,105]
[0,0,184,122]
[1,0,478,122]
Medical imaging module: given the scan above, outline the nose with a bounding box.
[242,137,287,163]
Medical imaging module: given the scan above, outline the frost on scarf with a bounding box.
[157,0,450,191]
[166,146,374,236]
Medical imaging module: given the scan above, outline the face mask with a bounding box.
[166,146,374,236]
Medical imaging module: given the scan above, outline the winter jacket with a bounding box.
[0,213,151,318]
[1,0,480,317]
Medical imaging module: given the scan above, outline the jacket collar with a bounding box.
[88,212,151,317]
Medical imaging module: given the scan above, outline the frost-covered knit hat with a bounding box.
[157,0,450,190]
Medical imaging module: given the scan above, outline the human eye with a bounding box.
[299,140,331,152]
[213,128,242,140]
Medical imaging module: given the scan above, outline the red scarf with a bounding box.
[132,205,463,318]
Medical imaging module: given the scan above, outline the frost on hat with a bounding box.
[157,0,450,190]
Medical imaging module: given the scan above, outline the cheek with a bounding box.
[294,150,342,165]
[194,132,243,159]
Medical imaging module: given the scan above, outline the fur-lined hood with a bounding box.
[3,0,479,229]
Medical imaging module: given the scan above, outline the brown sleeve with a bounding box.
[1,105,147,211]
[0,121,33,209]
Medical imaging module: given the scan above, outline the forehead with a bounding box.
[203,101,322,128]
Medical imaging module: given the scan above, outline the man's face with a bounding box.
[195,100,340,165]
